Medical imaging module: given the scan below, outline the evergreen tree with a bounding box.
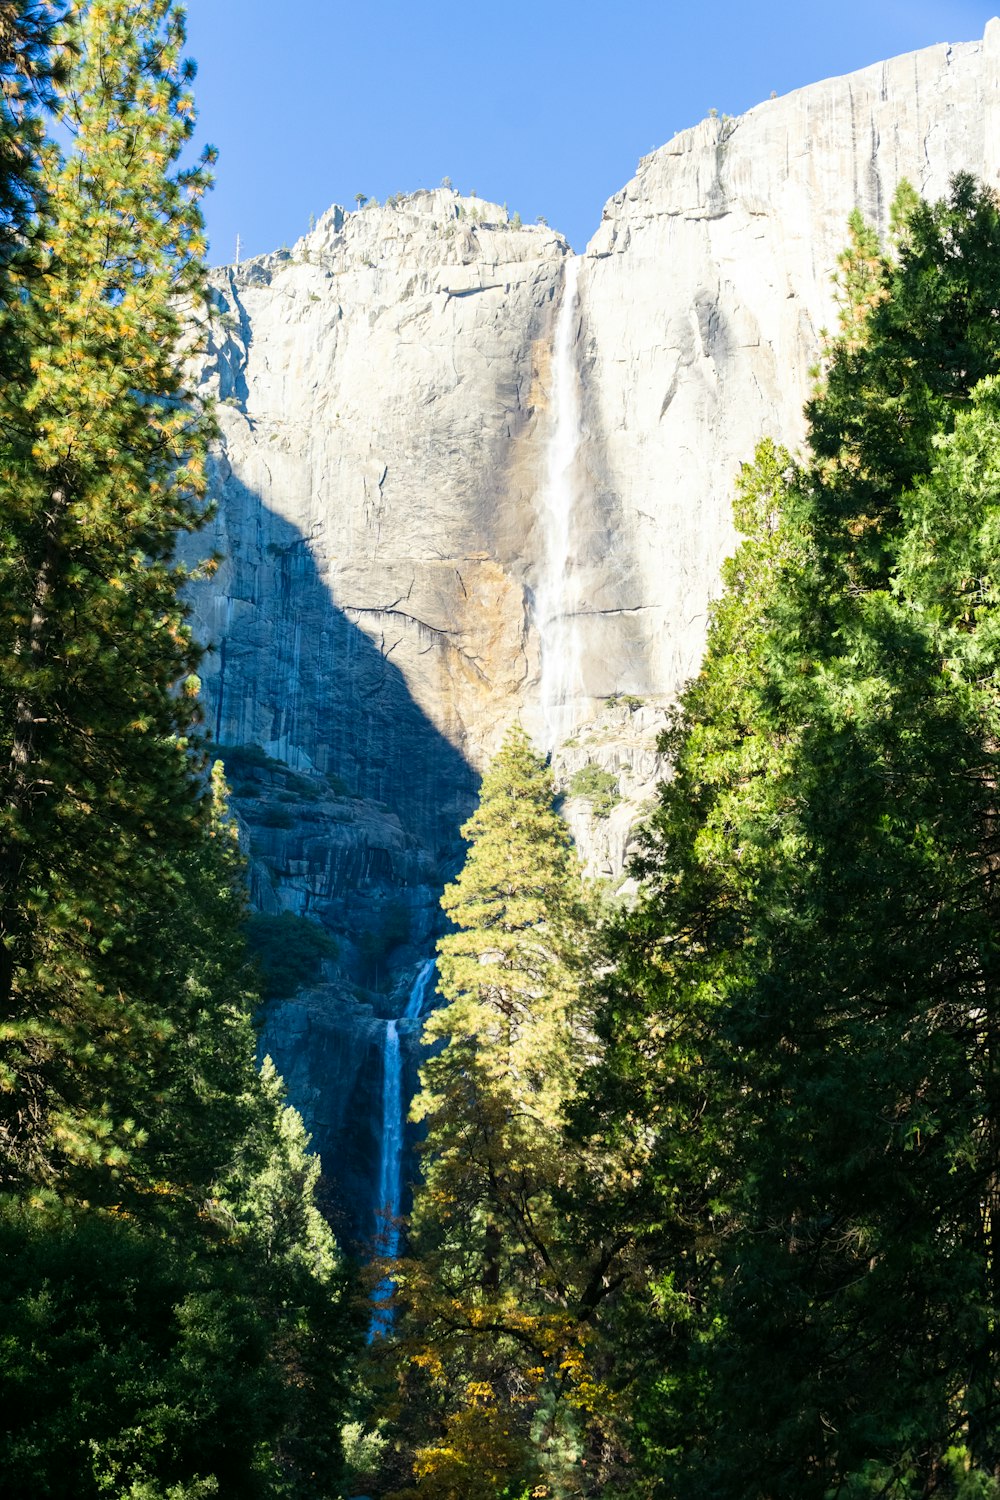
[576,436,808,1498]
[0,8,358,1492]
[807,173,1000,587]
[0,765,356,1498]
[0,3,65,497]
[385,728,627,1500]
[427,724,585,1134]
[594,178,1000,1498]
[0,1196,281,1500]
[0,3,64,256]
[0,0,217,1192]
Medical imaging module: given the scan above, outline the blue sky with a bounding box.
[184,1,997,264]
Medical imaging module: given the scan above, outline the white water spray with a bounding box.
[369,958,437,1340]
[536,254,583,751]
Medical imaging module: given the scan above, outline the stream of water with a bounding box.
[536,254,583,751]
[369,957,437,1340]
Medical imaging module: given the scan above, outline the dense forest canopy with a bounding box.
[3,5,1000,1498]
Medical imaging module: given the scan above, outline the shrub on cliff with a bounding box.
[245,910,338,1000]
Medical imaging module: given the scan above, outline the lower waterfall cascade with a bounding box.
[369,957,438,1339]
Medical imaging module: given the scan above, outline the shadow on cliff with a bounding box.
[188,474,478,1251]
[199,473,478,862]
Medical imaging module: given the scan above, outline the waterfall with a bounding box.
[403,956,437,1021]
[369,957,437,1340]
[536,254,583,752]
[374,1021,404,1265]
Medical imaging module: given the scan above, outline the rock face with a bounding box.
[183,23,1000,1243]
[580,22,1000,701]
[193,191,570,784]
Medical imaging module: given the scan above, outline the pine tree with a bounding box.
[0,3,65,476]
[0,0,217,1191]
[0,3,64,256]
[0,8,358,1491]
[0,759,357,1498]
[427,724,585,1133]
[386,729,626,1499]
[830,206,886,351]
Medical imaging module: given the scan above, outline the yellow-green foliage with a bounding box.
[421,725,586,1131]
[380,729,627,1498]
[567,761,620,819]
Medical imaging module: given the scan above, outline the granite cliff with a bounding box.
[183,21,1000,1244]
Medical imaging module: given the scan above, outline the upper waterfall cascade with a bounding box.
[536,254,584,752]
[403,958,437,1022]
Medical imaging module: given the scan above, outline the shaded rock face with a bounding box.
[183,26,1000,1242]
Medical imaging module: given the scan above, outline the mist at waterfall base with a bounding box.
[537,255,584,754]
[369,958,438,1341]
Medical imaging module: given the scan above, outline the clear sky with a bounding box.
[184,0,998,265]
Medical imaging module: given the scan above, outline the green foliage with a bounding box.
[384,729,627,1498]
[591,177,1000,1497]
[0,0,217,1190]
[231,1055,338,1274]
[0,1200,282,1499]
[210,743,335,803]
[341,1420,388,1491]
[888,175,921,248]
[831,205,885,344]
[808,171,1000,590]
[208,741,278,774]
[423,727,587,1132]
[244,911,338,1000]
[0,767,355,1497]
[0,4,65,260]
[0,1101,355,1499]
[0,8,358,1491]
[567,762,621,818]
